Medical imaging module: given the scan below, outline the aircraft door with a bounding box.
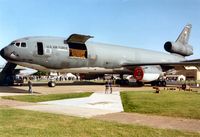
[37,42,44,55]
[68,43,87,59]
[64,34,93,59]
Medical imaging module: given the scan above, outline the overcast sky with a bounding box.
[0,0,200,64]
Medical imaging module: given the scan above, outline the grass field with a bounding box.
[2,92,92,102]
[0,107,199,137]
[3,90,200,119]
[121,90,200,119]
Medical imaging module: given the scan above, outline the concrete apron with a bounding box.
[14,91,124,118]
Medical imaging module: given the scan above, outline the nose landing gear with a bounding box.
[48,81,56,87]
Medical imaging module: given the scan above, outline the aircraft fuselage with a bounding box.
[1,36,185,75]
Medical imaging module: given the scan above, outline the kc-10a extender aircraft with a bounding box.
[1,24,200,87]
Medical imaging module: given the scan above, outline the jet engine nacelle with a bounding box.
[133,66,162,82]
[164,41,193,56]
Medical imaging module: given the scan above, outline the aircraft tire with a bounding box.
[115,79,120,85]
[124,79,129,85]
[156,81,162,86]
[151,81,156,86]
[115,79,129,85]
[48,81,56,87]
[161,81,166,87]
[136,81,144,87]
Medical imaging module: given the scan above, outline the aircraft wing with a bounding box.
[122,59,200,70]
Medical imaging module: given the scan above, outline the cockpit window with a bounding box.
[10,42,15,45]
[12,42,26,48]
[16,43,20,47]
[21,42,26,47]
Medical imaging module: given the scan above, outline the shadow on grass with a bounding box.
[0,86,40,94]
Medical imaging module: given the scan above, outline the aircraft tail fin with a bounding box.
[164,24,193,56]
[176,24,192,45]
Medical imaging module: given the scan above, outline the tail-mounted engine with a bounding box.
[164,41,193,56]
[164,24,193,56]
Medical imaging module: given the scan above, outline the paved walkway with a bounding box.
[95,112,200,133]
[14,91,124,118]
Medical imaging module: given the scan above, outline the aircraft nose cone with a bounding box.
[0,48,4,58]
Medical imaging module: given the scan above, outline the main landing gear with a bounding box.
[48,81,56,87]
[151,80,166,87]
[115,74,129,86]
[115,79,129,85]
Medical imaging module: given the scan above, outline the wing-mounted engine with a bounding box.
[164,24,193,56]
[164,41,193,56]
[133,66,162,82]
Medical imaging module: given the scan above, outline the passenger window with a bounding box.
[16,43,20,47]
[21,42,26,47]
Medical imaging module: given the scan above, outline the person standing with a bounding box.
[105,80,109,94]
[108,80,112,94]
[28,80,33,94]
